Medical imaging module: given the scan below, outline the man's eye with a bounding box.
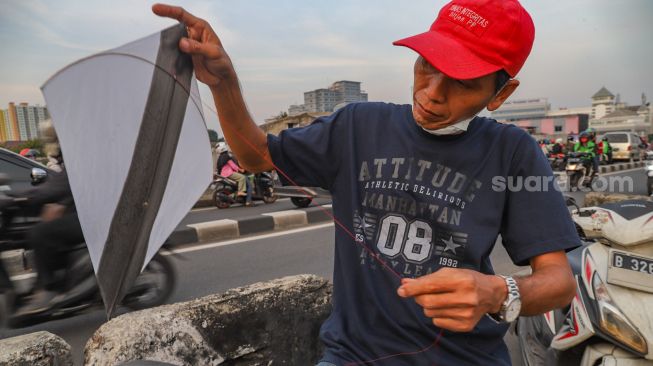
[456,79,473,88]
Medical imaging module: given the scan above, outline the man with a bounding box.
[598,136,612,165]
[14,120,85,315]
[574,132,598,176]
[585,128,600,173]
[566,135,577,154]
[154,1,579,364]
[551,138,565,155]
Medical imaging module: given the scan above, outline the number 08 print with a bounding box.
[373,213,468,266]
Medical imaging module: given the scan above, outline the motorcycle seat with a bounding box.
[217,176,238,186]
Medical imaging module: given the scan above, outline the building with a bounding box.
[491,98,587,137]
[304,88,341,113]
[288,104,308,116]
[591,87,616,119]
[490,98,550,121]
[505,112,589,137]
[547,106,592,117]
[0,110,8,142]
[260,112,330,136]
[288,80,368,116]
[330,81,368,105]
[589,89,651,135]
[0,103,49,142]
[6,103,20,141]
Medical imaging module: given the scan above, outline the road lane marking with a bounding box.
[166,222,335,255]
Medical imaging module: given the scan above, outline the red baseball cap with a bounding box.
[393,0,535,79]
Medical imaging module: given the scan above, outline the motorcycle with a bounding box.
[548,153,567,172]
[565,152,596,189]
[212,171,277,209]
[0,193,175,328]
[517,196,653,365]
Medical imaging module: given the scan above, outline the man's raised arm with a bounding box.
[152,4,274,173]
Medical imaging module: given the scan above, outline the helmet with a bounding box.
[39,119,62,159]
[39,119,58,143]
[567,135,574,141]
[555,138,563,144]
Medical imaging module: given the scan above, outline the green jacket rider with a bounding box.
[574,132,596,157]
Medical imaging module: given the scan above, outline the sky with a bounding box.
[1,0,652,133]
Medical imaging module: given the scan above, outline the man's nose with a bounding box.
[424,73,447,103]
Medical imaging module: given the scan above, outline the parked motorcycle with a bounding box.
[212,172,277,209]
[565,152,596,189]
[0,195,175,328]
[517,197,653,365]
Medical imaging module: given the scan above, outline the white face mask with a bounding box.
[421,116,475,136]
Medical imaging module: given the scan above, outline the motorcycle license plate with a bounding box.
[607,249,653,293]
[568,158,581,163]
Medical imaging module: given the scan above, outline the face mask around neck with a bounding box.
[421,116,476,136]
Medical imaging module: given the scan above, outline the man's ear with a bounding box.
[487,79,520,112]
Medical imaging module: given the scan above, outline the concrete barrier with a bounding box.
[0,331,73,366]
[262,210,308,230]
[168,205,334,247]
[84,274,333,366]
[188,219,239,243]
[598,161,644,174]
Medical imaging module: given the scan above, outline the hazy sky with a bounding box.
[1,0,652,132]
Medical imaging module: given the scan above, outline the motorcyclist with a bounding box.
[598,136,613,165]
[539,139,549,156]
[216,145,253,206]
[551,138,565,155]
[12,120,85,315]
[586,128,600,173]
[0,177,15,309]
[565,135,576,153]
[573,131,597,176]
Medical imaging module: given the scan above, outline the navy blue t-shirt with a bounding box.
[267,102,580,365]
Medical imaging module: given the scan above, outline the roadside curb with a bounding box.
[598,161,644,174]
[167,205,334,246]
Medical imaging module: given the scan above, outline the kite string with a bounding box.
[136,56,443,364]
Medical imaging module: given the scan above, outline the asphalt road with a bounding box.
[1,167,647,365]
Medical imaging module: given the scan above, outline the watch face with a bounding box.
[505,298,522,322]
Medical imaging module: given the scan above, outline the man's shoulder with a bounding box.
[474,116,532,143]
[341,101,409,115]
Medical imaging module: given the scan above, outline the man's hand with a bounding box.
[152,4,236,87]
[397,268,507,332]
[153,3,273,173]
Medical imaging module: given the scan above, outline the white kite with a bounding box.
[41,24,213,318]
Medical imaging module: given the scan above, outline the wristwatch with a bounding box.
[487,275,521,323]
